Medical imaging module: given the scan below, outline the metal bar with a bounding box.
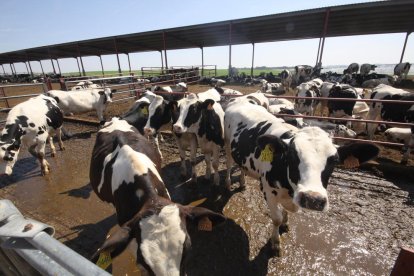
[318,8,331,64]
[1,64,5,74]
[127,53,132,73]
[77,44,86,76]
[228,22,232,76]
[316,37,322,65]
[399,32,411,63]
[75,57,81,76]
[162,32,168,69]
[333,137,405,148]
[268,95,414,104]
[24,62,30,74]
[251,43,255,77]
[160,51,164,74]
[56,59,61,74]
[99,56,105,77]
[11,64,17,76]
[201,47,204,76]
[0,93,41,100]
[27,61,34,77]
[50,59,56,74]
[39,61,45,75]
[113,38,122,75]
[275,113,414,128]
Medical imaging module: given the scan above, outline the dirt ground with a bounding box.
[0,83,413,275]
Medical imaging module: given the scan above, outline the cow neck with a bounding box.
[198,108,224,146]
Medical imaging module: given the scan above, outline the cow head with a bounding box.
[144,95,178,137]
[294,83,319,114]
[173,94,207,134]
[257,127,379,212]
[98,88,113,105]
[93,201,225,275]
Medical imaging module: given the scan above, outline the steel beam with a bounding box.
[75,57,81,76]
[201,47,204,76]
[399,32,411,63]
[39,61,45,75]
[113,38,122,74]
[160,51,164,74]
[27,61,34,77]
[162,32,168,70]
[228,22,232,76]
[251,43,255,77]
[318,8,330,65]
[99,55,105,77]
[56,59,61,74]
[25,62,30,74]
[127,53,131,73]
[1,64,5,74]
[316,37,322,65]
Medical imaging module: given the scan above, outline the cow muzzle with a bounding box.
[173,124,184,134]
[144,127,155,137]
[297,191,327,211]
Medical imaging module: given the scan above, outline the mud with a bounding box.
[0,84,413,275]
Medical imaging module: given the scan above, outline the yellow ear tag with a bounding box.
[96,250,112,270]
[260,144,274,162]
[142,106,149,115]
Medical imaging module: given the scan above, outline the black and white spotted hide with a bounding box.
[0,95,64,176]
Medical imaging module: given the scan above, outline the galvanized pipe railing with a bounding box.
[0,199,110,276]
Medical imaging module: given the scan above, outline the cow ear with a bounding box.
[183,206,226,230]
[91,226,133,264]
[98,90,105,95]
[337,142,379,168]
[201,99,215,110]
[257,134,288,160]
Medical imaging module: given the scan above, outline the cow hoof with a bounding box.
[51,152,56,157]
[61,146,66,151]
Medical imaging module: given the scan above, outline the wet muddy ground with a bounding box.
[0,84,413,275]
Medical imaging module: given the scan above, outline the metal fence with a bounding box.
[0,199,110,276]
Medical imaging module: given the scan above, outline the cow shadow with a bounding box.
[60,182,93,199]
[162,161,273,275]
[62,213,117,258]
[0,157,40,188]
[360,158,414,205]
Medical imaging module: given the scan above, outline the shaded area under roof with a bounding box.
[1,1,413,64]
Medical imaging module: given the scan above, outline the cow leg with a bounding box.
[239,169,246,188]
[48,135,57,157]
[56,128,65,151]
[401,131,414,165]
[153,134,163,160]
[190,136,198,183]
[204,153,212,180]
[225,141,234,190]
[366,106,381,139]
[30,140,50,175]
[212,146,220,186]
[159,133,165,142]
[176,139,187,178]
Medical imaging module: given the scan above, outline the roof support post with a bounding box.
[318,8,330,66]
[48,48,56,74]
[75,57,81,76]
[127,53,132,74]
[25,62,30,74]
[399,32,411,63]
[11,63,16,76]
[99,55,105,77]
[162,32,168,71]
[9,64,14,76]
[113,38,122,75]
[200,47,204,76]
[39,61,45,75]
[27,61,34,77]
[160,51,164,74]
[315,37,322,65]
[1,64,5,74]
[228,22,232,76]
[251,43,255,77]
[55,59,61,74]
[79,56,86,76]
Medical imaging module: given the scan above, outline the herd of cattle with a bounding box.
[0,61,413,274]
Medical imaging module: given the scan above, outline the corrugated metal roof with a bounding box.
[0,1,413,64]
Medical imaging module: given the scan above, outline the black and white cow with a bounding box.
[260,80,285,95]
[360,64,377,76]
[366,84,414,164]
[144,95,198,177]
[294,79,322,115]
[294,65,313,84]
[47,88,113,125]
[394,62,411,81]
[0,95,64,176]
[227,91,270,111]
[90,117,225,275]
[343,63,359,74]
[327,84,358,119]
[279,69,293,93]
[119,97,151,135]
[70,81,101,91]
[173,89,224,185]
[224,100,379,255]
[151,82,187,101]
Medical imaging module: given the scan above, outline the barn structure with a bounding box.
[0,0,413,77]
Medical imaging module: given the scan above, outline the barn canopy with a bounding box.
[0,0,413,64]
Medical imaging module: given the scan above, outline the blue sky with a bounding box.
[0,0,412,74]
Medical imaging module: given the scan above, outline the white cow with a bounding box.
[47,88,113,124]
[394,62,411,81]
